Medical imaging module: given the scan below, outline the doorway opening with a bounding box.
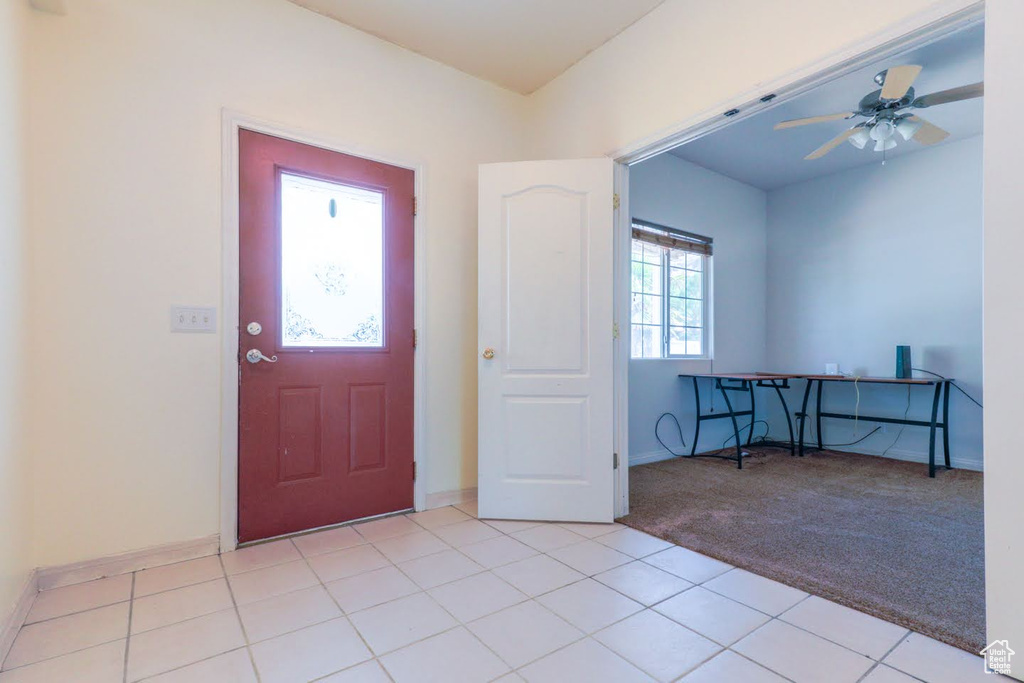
[613,13,986,653]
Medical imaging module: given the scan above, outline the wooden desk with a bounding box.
[796,375,953,477]
[677,373,804,468]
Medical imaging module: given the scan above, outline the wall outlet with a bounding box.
[825,362,839,375]
[171,306,217,333]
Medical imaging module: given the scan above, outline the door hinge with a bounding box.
[613,193,620,210]
[613,452,620,469]
[412,461,417,481]
[612,322,620,340]
[412,328,418,349]
[412,196,418,217]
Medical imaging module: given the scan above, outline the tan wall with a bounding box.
[22,0,529,567]
[0,0,32,626]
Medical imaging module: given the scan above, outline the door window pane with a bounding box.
[280,173,385,347]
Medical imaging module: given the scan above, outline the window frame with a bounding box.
[629,220,711,360]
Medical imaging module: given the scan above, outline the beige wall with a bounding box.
[0,0,32,626]
[982,0,1024,659]
[22,0,529,567]
[528,0,977,158]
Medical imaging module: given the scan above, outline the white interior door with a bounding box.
[478,159,615,522]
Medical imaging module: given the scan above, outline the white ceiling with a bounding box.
[669,23,984,191]
[287,0,666,94]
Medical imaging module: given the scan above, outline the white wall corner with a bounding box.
[0,569,38,666]
[29,0,67,16]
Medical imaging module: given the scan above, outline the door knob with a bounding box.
[246,349,278,364]
[482,348,495,360]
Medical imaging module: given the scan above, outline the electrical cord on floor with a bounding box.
[655,413,689,457]
[912,368,984,409]
[722,420,770,448]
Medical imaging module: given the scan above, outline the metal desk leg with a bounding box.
[717,379,744,469]
[815,379,824,451]
[798,379,812,457]
[746,383,756,446]
[928,381,942,478]
[771,380,795,456]
[942,381,952,470]
[690,377,701,457]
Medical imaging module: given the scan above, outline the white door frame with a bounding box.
[608,1,984,518]
[219,110,428,552]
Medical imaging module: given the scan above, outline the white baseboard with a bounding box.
[424,487,477,510]
[0,569,38,666]
[832,445,983,472]
[629,445,983,472]
[629,449,678,466]
[37,534,220,592]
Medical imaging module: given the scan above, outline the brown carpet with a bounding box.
[619,448,984,652]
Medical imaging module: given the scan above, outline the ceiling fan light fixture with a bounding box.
[869,120,896,141]
[874,138,897,152]
[848,127,871,150]
[897,117,923,141]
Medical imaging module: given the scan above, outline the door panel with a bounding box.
[478,159,614,523]
[238,130,415,543]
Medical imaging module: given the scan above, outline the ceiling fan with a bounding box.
[774,65,984,160]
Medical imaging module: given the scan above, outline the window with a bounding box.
[280,173,385,348]
[630,219,711,359]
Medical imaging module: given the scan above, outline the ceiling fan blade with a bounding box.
[805,128,859,160]
[774,112,855,130]
[908,116,950,145]
[912,82,984,108]
[881,65,923,100]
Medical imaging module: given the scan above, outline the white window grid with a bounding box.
[630,235,709,359]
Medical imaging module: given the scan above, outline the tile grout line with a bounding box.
[853,631,918,683]
[218,551,263,683]
[301,536,397,683]
[697,583,877,678]
[315,514,608,676]
[720,647,799,683]
[129,648,252,682]
[15,596,132,628]
[122,572,135,683]
[359,525,515,677]
[564,544,899,680]
[0,620,129,674]
[417,518,690,676]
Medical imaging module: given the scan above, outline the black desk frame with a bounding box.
[683,376,796,469]
[797,377,953,478]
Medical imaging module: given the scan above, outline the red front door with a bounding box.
[237,130,415,543]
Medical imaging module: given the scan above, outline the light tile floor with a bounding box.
[0,501,1009,683]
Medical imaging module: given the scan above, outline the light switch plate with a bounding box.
[171,306,217,333]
